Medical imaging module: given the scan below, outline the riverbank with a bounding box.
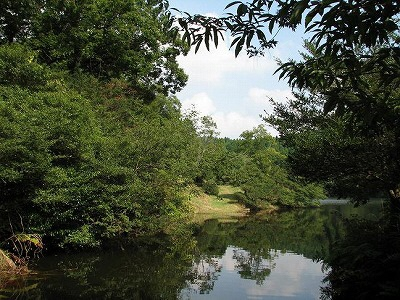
[188,185,249,224]
[188,185,277,224]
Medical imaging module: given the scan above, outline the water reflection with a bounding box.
[181,201,383,299]
[181,247,323,300]
[1,201,383,299]
[180,208,333,300]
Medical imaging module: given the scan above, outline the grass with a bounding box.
[188,185,250,224]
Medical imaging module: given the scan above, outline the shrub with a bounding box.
[203,180,219,196]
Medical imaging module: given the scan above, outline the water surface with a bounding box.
[2,201,383,299]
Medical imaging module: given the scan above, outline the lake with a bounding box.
[2,200,384,299]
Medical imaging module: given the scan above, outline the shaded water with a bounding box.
[2,200,383,299]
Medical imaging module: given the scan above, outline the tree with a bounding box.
[0,44,199,249]
[183,111,227,193]
[0,1,199,249]
[1,0,188,95]
[263,41,400,205]
[174,0,400,207]
[232,126,325,208]
[0,0,41,43]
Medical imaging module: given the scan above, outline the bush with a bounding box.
[0,81,200,249]
[202,180,219,196]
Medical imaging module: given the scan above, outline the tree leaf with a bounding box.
[256,29,266,42]
[230,36,242,48]
[237,4,248,16]
[195,37,203,53]
[213,27,219,47]
[246,30,255,48]
[205,27,210,50]
[268,20,275,34]
[235,35,245,57]
[323,97,337,114]
[305,6,320,27]
[225,1,242,10]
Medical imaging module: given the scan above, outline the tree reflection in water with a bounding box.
[1,202,385,299]
[182,202,383,298]
[186,256,222,294]
[185,247,277,295]
[233,248,276,285]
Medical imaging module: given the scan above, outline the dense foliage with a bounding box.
[0,44,197,249]
[321,214,400,299]
[265,40,400,206]
[0,0,322,252]
[0,0,196,250]
[1,0,188,95]
[217,126,325,208]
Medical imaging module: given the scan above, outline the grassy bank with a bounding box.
[188,185,251,224]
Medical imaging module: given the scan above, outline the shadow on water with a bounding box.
[1,201,388,299]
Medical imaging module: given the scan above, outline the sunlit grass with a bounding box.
[188,185,249,224]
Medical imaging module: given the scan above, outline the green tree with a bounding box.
[0,43,52,89]
[0,0,41,43]
[233,126,325,208]
[0,52,198,249]
[264,42,400,205]
[0,3,198,249]
[185,111,227,191]
[2,0,187,95]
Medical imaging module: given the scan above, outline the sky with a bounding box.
[168,0,307,138]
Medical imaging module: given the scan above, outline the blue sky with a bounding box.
[169,0,306,138]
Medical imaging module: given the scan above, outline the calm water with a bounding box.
[180,248,324,300]
[2,200,384,299]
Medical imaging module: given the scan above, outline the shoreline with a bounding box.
[187,185,277,224]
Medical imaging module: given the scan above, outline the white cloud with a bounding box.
[247,88,294,114]
[181,92,216,115]
[213,112,261,138]
[245,252,324,298]
[177,36,276,85]
[180,92,262,138]
[204,12,219,18]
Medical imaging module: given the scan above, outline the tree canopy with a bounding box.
[0,0,195,250]
[1,0,188,95]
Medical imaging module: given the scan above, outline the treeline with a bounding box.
[195,125,325,209]
[0,0,322,252]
